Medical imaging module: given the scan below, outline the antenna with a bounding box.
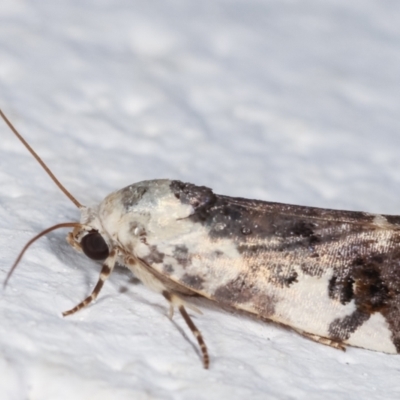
[0,109,83,208]
[3,222,81,288]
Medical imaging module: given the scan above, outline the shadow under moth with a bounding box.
[2,109,400,369]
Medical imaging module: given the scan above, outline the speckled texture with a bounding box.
[1,1,400,399]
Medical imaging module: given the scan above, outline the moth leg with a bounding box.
[297,330,346,351]
[63,250,117,317]
[168,302,174,320]
[163,291,209,369]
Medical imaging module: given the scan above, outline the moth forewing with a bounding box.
[2,108,400,371]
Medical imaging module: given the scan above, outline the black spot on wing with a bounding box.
[328,275,355,305]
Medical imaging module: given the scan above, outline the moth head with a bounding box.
[4,215,114,288]
[67,223,110,261]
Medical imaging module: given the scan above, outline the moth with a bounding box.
[2,109,400,370]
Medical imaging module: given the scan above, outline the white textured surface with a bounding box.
[1,1,400,399]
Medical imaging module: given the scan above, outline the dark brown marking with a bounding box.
[142,245,165,264]
[268,265,298,288]
[100,264,111,276]
[291,220,315,237]
[214,250,224,257]
[252,292,277,317]
[163,264,174,274]
[328,310,370,341]
[351,258,390,313]
[214,274,277,318]
[384,215,400,226]
[327,249,400,342]
[181,273,204,290]
[214,274,253,305]
[328,275,355,305]
[170,180,217,221]
[120,185,148,211]
[170,182,379,258]
[173,245,191,268]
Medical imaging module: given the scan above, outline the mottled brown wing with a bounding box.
[164,181,400,352]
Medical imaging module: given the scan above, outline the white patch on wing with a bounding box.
[372,214,391,229]
[272,268,357,337]
[346,313,397,353]
[148,220,244,293]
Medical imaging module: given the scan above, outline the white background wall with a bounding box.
[1,1,400,399]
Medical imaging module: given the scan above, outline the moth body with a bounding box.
[70,179,400,356]
[3,108,400,368]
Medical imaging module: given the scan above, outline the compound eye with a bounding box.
[81,231,109,260]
